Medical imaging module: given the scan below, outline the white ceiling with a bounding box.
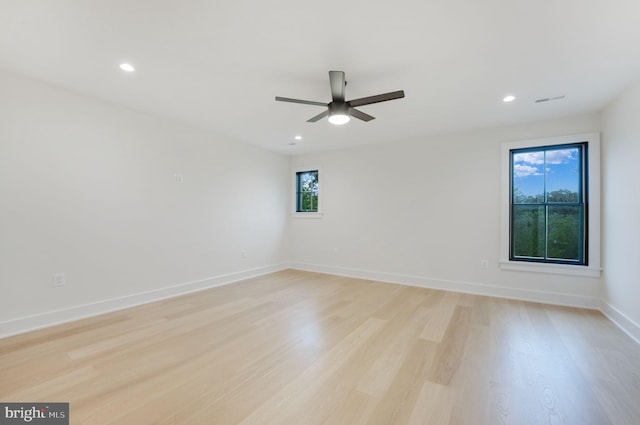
[1,0,640,155]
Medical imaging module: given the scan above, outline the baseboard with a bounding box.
[7,263,635,346]
[289,262,601,310]
[0,263,288,339]
[600,301,640,345]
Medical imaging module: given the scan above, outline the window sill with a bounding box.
[290,212,324,219]
[499,259,601,277]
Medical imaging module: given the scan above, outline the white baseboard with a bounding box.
[6,263,637,347]
[0,264,287,339]
[600,301,640,345]
[289,262,601,310]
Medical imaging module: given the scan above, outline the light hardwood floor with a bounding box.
[1,270,639,424]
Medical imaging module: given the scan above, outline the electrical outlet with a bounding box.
[174,173,184,183]
[480,260,489,270]
[52,273,66,287]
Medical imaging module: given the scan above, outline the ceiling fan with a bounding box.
[275,71,405,125]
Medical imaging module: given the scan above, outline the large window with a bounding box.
[510,143,587,264]
[500,133,600,277]
[295,170,319,212]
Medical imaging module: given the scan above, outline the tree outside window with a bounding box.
[296,170,319,212]
[510,143,587,264]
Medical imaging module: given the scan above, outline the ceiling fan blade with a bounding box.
[348,90,405,107]
[275,96,327,107]
[349,108,375,122]
[329,71,346,102]
[307,110,329,122]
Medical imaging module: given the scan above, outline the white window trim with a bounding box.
[499,132,601,277]
[291,165,323,219]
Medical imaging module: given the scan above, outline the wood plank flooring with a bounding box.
[1,270,639,424]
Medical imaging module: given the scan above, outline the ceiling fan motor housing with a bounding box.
[329,102,350,117]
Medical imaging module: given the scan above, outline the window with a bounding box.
[510,143,586,264]
[500,133,601,277]
[295,170,319,212]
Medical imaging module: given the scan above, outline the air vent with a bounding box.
[535,95,565,103]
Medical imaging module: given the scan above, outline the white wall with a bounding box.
[290,113,602,307]
[601,77,640,341]
[0,70,289,334]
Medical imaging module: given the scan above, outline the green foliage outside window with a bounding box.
[296,170,319,212]
[510,144,586,264]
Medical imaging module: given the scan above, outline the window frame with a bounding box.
[500,133,601,277]
[509,142,587,265]
[291,165,323,218]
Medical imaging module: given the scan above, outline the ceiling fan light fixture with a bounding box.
[328,113,350,125]
[328,102,350,125]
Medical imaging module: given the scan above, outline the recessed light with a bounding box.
[294,135,302,140]
[503,95,516,103]
[119,63,135,72]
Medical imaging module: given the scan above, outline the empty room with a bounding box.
[1,1,640,424]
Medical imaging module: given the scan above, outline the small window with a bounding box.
[295,170,319,212]
[510,143,587,265]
